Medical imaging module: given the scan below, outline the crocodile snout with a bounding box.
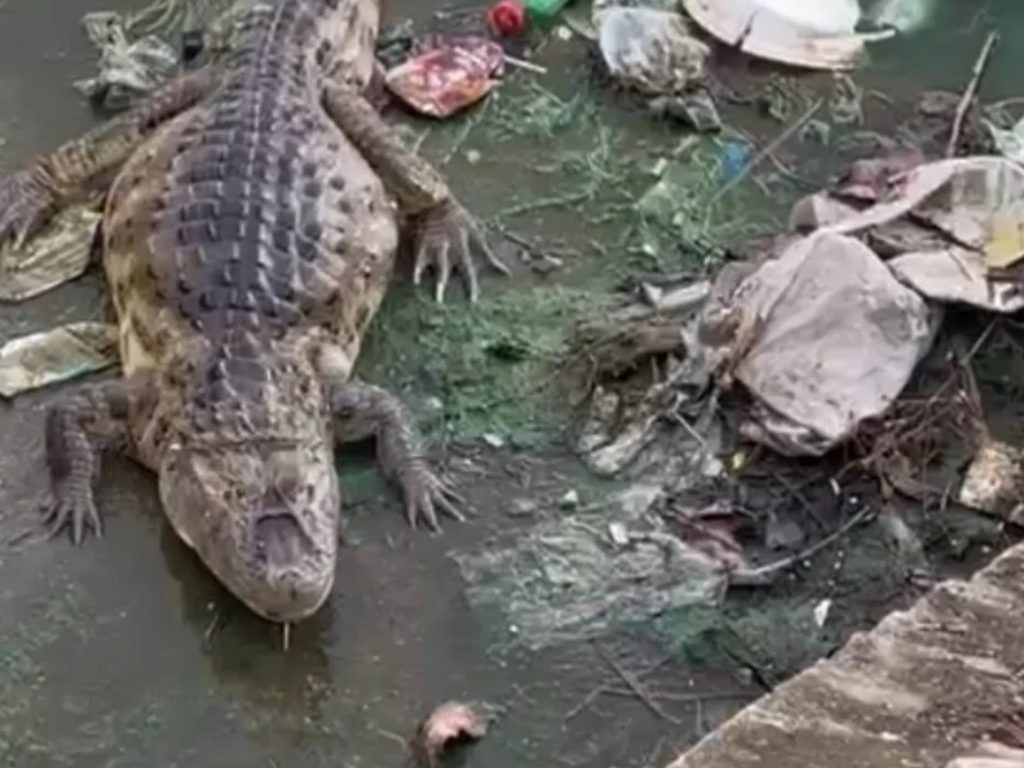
[249,513,334,622]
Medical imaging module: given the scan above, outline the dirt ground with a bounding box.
[0,0,1021,766]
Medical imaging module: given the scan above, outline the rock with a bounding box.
[559,489,581,510]
[507,498,538,518]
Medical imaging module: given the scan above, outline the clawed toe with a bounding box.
[414,200,509,303]
[401,465,468,532]
[43,495,102,545]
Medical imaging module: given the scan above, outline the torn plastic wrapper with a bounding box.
[385,37,505,119]
[0,205,102,303]
[725,232,937,456]
[0,323,119,398]
[75,11,179,109]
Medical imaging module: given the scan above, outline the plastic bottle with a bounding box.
[521,0,573,26]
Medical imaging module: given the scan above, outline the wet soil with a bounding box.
[0,1,1022,767]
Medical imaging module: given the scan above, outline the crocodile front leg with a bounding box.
[44,375,151,543]
[321,84,509,303]
[0,69,214,248]
[330,380,464,531]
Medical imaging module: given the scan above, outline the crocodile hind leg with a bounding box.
[44,374,153,544]
[329,380,464,531]
[321,84,510,303]
[0,69,215,249]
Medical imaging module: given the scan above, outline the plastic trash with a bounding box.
[384,37,505,119]
[748,0,860,35]
[821,157,1024,313]
[598,7,709,96]
[0,205,102,303]
[487,0,527,37]
[521,0,573,25]
[0,322,119,398]
[681,0,892,71]
[723,232,937,456]
[75,11,179,109]
[721,141,750,182]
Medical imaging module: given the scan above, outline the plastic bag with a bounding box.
[0,205,101,303]
[0,323,119,398]
[384,37,505,119]
[598,7,709,95]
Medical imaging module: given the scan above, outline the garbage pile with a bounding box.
[572,150,1024,524]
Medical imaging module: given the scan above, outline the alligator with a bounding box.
[0,0,508,623]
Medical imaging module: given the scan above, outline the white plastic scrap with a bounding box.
[681,0,892,71]
[75,11,179,107]
[597,7,709,96]
[0,323,119,398]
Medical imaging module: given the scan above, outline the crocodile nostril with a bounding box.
[256,514,308,567]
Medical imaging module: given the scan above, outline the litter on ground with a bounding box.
[0,322,118,398]
[385,37,506,118]
[0,204,101,303]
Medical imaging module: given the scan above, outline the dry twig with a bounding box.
[946,31,999,158]
[596,644,680,723]
[709,98,824,205]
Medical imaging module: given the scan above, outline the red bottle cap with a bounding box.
[487,0,527,37]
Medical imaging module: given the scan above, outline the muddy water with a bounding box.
[0,1,1018,766]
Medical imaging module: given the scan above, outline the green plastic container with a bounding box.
[522,0,573,25]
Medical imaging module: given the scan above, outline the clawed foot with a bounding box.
[399,461,466,532]
[414,199,510,303]
[43,484,102,545]
[0,168,57,249]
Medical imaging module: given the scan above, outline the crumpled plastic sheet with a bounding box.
[597,6,709,96]
[75,11,180,109]
[453,485,727,651]
[75,0,242,107]
[0,322,119,398]
[0,205,102,303]
[727,232,938,456]
[823,157,1024,313]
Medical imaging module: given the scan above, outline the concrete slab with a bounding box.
[666,543,1024,768]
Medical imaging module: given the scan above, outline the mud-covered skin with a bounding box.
[0,0,504,623]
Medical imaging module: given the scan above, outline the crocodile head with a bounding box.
[157,357,340,623]
[160,435,339,622]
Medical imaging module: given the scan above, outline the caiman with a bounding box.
[0,0,508,623]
